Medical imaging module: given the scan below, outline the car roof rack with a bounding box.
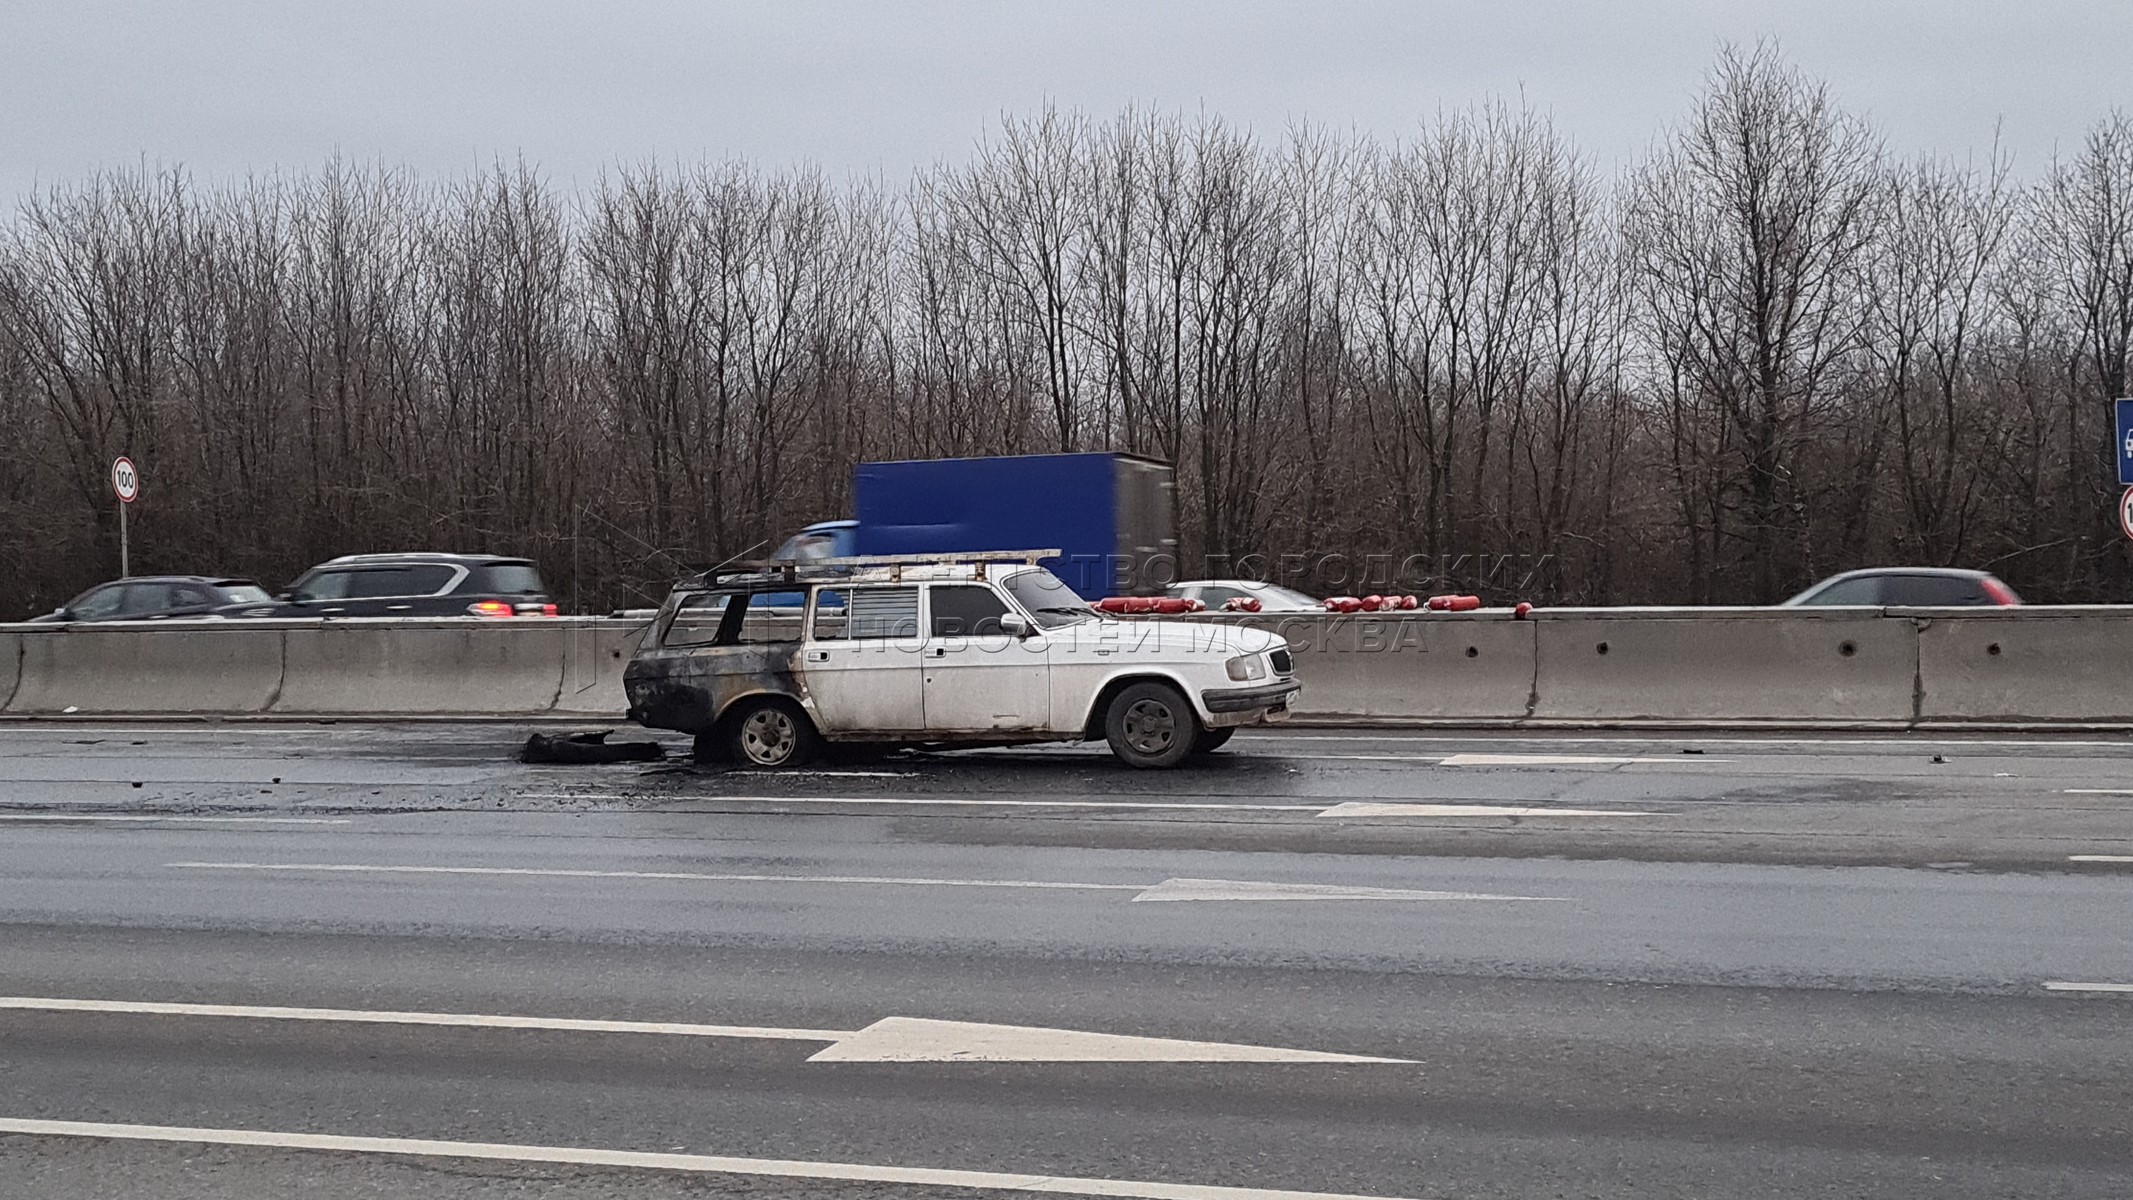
[684,549,1061,591]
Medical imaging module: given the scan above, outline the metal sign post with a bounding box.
[110,457,139,576]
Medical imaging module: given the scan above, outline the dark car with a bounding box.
[1781,567,2022,607]
[227,553,558,618]
[29,576,274,623]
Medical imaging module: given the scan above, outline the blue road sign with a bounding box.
[2119,398,2133,486]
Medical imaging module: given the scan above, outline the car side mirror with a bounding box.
[998,613,1033,638]
[53,607,72,621]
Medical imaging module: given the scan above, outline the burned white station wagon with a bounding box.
[623,551,1301,769]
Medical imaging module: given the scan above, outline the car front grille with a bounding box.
[1269,648,1294,676]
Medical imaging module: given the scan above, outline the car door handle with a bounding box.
[928,647,947,658]
[805,650,829,663]
[386,605,413,612]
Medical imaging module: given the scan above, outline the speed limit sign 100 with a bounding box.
[111,456,139,504]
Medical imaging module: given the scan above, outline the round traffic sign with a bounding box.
[2122,486,2133,541]
[111,457,139,504]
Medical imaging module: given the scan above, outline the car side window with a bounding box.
[812,586,918,641]
[298,570,357,600]
[70,585,127,619]
[115,583,175,616]
[171,585,212,609]
[930,585,1013,637]
[1882,575,1981,606]
[1800,577,1880,605]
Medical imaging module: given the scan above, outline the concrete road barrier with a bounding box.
[1912,607,2133,724]
[7,624,285,715]
[8,606,2133,727]
[1531,608,1916,725]
[274,621,568,715]
[1216,612,1538,721]
[0,629,22,710]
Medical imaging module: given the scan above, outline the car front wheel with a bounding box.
[1104,682,1198,769]
[725,698,820,769]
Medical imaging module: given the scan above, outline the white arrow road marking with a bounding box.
[2043,982,2133,994]
[0,996,1408,1064]
[805,1017,1403,1063]
[167,861,1558,903]
[0,1119,1421,1200]
[1318,801,1658,819]
[0,814,350,825]
[1131,878,1562,903]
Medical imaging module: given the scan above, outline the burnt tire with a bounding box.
[724,697,821,769]
[1189,726,1235,756]
[1103,681,1198,769]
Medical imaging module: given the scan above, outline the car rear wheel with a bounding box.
[1104,682,1197,769]
[726,698,820,769]
[1189,727,1235,756]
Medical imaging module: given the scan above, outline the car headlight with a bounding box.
[1226,653,1267,682]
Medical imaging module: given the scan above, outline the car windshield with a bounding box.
[1000,567,1094,629]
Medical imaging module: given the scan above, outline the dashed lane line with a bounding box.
[517,794,1658,819]
[0,1118,1422,1200]
[518,794,1328,813]
[2043,982,2133,994]
[2068,854,2133,863]
[166,861,1564,903]
[0,814,350,825]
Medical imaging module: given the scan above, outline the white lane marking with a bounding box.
[2068,855,2133,863]
[2064,789,2133,795]
[807,1017,1404,1064]
[1241,734,2133,750]
[0,1117,1420,1200]
[167,861,1550,905]
[1131,878,1562,903]
[519,794,1327,813]
[1437,753,1732,767]
[1318,802,1657,819]
[2044,982,2133,994]
[0,814,349,825]
[0,996,844,1041]
[168,861,1143,893]
[727,770,914,778]
[0,997,1399,1063]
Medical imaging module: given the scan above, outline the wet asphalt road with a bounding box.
[0,722,2129,1198]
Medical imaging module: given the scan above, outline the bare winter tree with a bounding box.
[1625,44,1883,601]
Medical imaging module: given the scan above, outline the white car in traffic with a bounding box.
[625,555,1301,769]
[1165,579,1324,612]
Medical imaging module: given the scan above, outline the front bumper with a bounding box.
[1201,680,1302,715]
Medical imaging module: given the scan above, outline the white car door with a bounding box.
[801,585,925,735]
[919,583,1050,732]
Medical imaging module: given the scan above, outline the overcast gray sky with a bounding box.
[3,0,2127,204]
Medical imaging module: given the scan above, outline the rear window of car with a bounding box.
[812,586,919,640]
[217,585,271,605]
[472,564,546,595]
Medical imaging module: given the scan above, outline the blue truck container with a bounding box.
[768,453,1176,601]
